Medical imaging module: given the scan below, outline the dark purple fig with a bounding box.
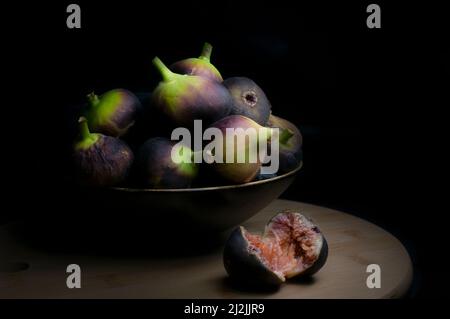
[207,115,273,184]
[267,115,303,173]
[85,89,141,137]
[170,42,223,83]
[72,117,134,187]
[136,137,198,188]
[151,57,232,127]
[223,210,328,287]
[223,77,272,126]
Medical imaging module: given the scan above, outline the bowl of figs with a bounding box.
[68,43,303,233]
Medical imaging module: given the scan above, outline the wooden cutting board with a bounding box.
[0,200,412,299]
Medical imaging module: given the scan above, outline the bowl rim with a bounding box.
[110,162,302,193]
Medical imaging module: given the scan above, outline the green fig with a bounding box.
[151,57,232,127]
[223,77,272,125]
[170,42,223,82]
[207,115,274,184]
[73,117,134,187]
[267,115,303,173]
[136,137,198,188]
[85,89,141,137]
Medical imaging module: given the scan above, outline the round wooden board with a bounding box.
[0,200,412,299]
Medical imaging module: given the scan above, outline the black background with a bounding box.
[3,0,448,300]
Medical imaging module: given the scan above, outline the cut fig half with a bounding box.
[223,210,328,286]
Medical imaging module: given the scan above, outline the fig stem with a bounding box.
[199,42,213,62]
[87,92,100,107]
[78,117,94,141]
[279,128,294,144]
[152,57,174,82]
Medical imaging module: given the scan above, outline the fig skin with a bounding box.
[223,77,272,126]
[223,227,285,287]
[170,42,223,83]
[152,57,232,127]
[300,237,328,277]
[223,211,328,286]
[73,117,134,187]
[207,115,274,184]
[85,89,141,137]
[136,137,198,189]
[267,115,303,173]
